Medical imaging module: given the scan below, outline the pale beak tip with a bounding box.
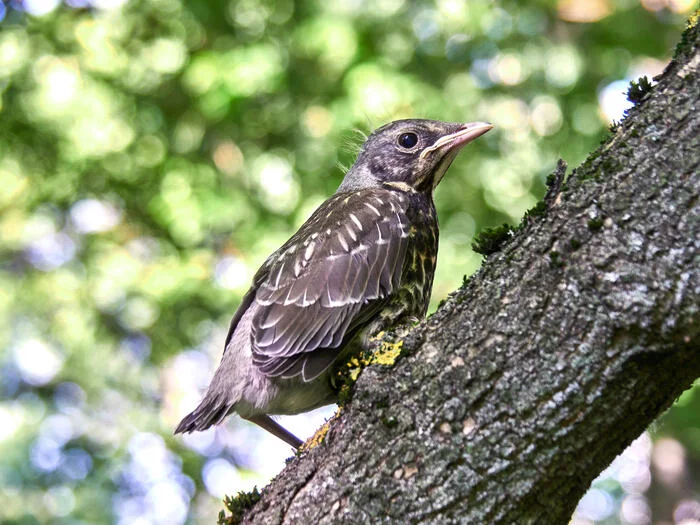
[464,121,494,131]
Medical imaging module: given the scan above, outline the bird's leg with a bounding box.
[244,414,303,449]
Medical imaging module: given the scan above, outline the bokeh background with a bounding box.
[0,0,698,523]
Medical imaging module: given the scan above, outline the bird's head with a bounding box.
[338,119,493,193]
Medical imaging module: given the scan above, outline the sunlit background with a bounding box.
[0,0,698,523]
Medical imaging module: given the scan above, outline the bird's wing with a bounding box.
[249,188,410,382]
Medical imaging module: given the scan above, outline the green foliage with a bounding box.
[0,1,695,523]
[627,76,653,103]
[218,487,261,525]
[471,223,515,256]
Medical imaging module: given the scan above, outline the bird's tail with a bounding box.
[174,392,233,434]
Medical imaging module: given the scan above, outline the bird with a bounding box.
[175,119,493,448]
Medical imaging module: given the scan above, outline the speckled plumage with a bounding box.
[175,119,493,447]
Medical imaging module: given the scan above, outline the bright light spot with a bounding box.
[214,256,249,291]
[30,437,63,472]
[117,433,191,525]
[91,0,129,9]
[202,458,243,498]
[70,199,122,233]
[545,45,582,87]
[222,45,283,97]
[14,339,64,386]
[169,350,213,424]
[599,79,634,122]
[172,350,212,391]
[45,486,76,517]
[0,404,24,442]
[127,433,171,482]
[229,0,267,35]
[213,140,244,176]
[490,53,525,86]
[40,414,75,447]
[74,18,126,75]
[148,38,187,74]
[0,31,30,77]
[303,106,333,138]
[300,18,358,73]
[255,154,300,214]
[39,58,81,107]
[144,480,190,525]
[323,0,363,14]
[652,437,686,483]
[621,495,651,525]
[482,97,529,131]
[437,0,467,18]
[412,9,439,41]
[666,0,697,13]
[575,488,615,521]
[182,55,219,95]
[558,0,611,23]
[119,297,159,330]
[69,115,136,157]
[617,453,651,494]
[26,232,76,271]
[24,0,61,16]
[0,164,28,207]
[180,427,223,457]
[530,96,563,136]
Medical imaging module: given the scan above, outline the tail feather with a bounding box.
[174,393,233,434]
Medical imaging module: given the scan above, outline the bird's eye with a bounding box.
[397,132,418,149]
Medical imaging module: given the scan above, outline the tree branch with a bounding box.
[233,18,700,524]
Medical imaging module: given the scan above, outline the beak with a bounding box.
[419,122,494,159]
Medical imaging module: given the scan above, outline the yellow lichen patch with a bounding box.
[340,356,364,382]
[369,331,386,342]
[372,340,403,366]
[689,10,698,29]
[334,334,405,395]
[300,408,341,452]
[348,366,361,382]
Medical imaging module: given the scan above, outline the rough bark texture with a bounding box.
[238,20,699,525]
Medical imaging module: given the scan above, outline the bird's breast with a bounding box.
[381,195,439,323]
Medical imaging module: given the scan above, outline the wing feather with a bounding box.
[249,188,410,379]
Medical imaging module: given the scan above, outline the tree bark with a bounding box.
[235,19,699,525]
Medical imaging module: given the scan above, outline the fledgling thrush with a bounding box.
[175,119,493,448]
